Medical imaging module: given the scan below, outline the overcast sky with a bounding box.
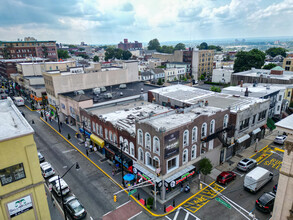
[0,0,292,45]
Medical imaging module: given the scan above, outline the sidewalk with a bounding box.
[33,108,277,216]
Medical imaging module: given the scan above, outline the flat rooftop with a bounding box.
[275,114,293,132]
[60,81,159,104]
[232,68,293,80]
[0,98,34,141]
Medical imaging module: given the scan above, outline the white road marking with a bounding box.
[103,210,112,216]
[180,207,201,220]
[116,200,131,209]
[174,209,180,220]
[62,149,76,154]
[184,212,190,220]
[165,216,172,220]
[233,171,244,177]
[128,211,142,220]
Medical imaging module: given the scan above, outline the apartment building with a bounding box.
[0,38,58,61]
[0,98,50,220]
[192,48,215,81]
[282,57,293,71]
[118,39,142,50]
[164,67,186,82]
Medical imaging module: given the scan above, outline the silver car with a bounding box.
[274,135,287,145]
[237,158,257,172]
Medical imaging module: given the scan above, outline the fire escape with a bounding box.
[201,125,235,147]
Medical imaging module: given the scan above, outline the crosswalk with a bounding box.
[165,207,200,220]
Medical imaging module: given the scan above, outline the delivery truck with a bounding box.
[244,167,273,193]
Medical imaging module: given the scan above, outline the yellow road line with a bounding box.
[25,105,37,111]
[258,153,273,165]
[274,147,285,153]
[250,145,268,159]
[40,116,211,217]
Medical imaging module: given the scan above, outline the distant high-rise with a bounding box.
[118,39,142,50]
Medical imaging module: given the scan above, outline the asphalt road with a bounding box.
[20,106,131,220]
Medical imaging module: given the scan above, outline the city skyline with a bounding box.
[0,0,293,44]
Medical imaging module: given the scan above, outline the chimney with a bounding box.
[240,80,243,87]
[244,87,249,97]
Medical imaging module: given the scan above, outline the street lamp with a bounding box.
[120,141,126,187]
[55,105,61,133]
[58,162,80,220]
[82,121,86,142]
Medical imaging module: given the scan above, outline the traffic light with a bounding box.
[114,195,117,202]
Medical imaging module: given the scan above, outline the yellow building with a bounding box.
[282,57,293,71]
[0,98,51,220]
[284,87,293,105]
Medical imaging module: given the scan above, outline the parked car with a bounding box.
[255,192,275,213]
[64,196,87,219]
[244,167,273,193]
[38,152,45,163]
[274,135,287,145]
[48,176,70,196]
[273,184,278,193]
[40,162,55,178]
[237,158,257,172]
[216,171,236,185]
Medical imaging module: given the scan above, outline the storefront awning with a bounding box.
[133,163,161,183]
[252,128,261,135]
[90,134,104,148]
[79,128,91,138]
[237,134,250,143]
[165,165,195,184]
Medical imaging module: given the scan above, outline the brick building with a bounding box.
[118,39,142,50]
[0,39,58,61]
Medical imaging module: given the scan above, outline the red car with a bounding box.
[216,171,236,185]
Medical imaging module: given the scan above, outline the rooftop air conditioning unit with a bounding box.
[93,87,101,95]
[119,84,127,89]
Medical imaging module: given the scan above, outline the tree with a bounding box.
[198,42,208,50]
[263,63,277,70]
[68,45,76,48]
[174,43,186,51]
[199,158,213,181]
[233,49,265,73]
[210,86,221,93]
[57,49,70,59]
[122,50,132,60]
[148,39,160,51]
[208,45,223,51]
[105,47,115,61]
[158,45,174,54]
[2,47,10,59]
[265,47,287,57]
[157,78,163,85]
[93,56,99,62]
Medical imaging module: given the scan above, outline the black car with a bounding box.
[64,196,87,219]
[255,192,275,213]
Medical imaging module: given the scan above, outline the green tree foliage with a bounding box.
[174,43,186,50]
[210,86,221,93]
[198,42,208,50]
[265,47,287,57]
[57,49,70,59]
[148,38,161,50]
[233,49,266,73]
[199,158,213,181]
[263,63,277,70]
[158,45,174,54]
[93,56,99,62]
[207,45,223,51]
[105,48,132,61]
[223,55,231,61]
[78,48,85,51]
[2,47,10,59]
[68,45,76,48]
[157,78,163,85]
[78,54,89,59]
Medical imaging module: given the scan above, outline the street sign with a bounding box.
[128,189,137,196]
[215,197,231,209]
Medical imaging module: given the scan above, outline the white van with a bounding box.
[244,167,273,193]
[13,97,24,106]
[40,162,55,178]
[48,176,70,196]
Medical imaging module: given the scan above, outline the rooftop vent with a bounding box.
[119,84,127,89]
[75,90,84,95]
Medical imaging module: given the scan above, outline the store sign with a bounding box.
[7,195,33,218]
[175,171,196,185]
[137,172,153,185]
[115,155,129,168]
[164,131,179,159]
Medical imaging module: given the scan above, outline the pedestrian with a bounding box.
[89,144,93,152]
[41,111,44,118]
[180,183,184,192]
[86,149,89,157]
[67,134,71,140]
[60,121,62,127]
[112,169,115,176]
[49,116,51,122]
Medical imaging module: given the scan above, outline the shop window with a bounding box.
[182,149,188,164]
[145,133,151,151]
[130,142,134,157]
[191,145,197,159]
[210,120,215,134]
[167,156,178,173]
[192,126,197,143]
[201,123,207,138]
[105,129,108,139]
[139,148,144,162]
[0,163,26,186]
[153,136,160,155]
[223,114,229,128]
[138,129,143,146]
[183,130,189,146]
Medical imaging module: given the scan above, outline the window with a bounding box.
[113,134,117,144]
[138,129,143,146]
[201,123,207,138]
[105,129,108,139]
[109,131,113,141]
[167,156,178,172]
[153,157,160,169]
[200,142,207,155]
[285,67,290,71]
[153,136,160,155]
[223,114,229,128]
[130,142,134,156]
[192,127,197,143]
[61,103,65,110]
[210,120,215,134]
[286,60,291,65]
[0,163,26,186]
[138,147,144,162]
[99,125,103,137]
[96,123,99,135]
[183,130,189,146]
[252,115,256,125]
[279,95,282,101]
[288,91,291,97]
[277,105,280,111]
[146,152,152,166]
[240,118,250,130]
[191,145,197,159]
[145,133,151,150]
[124,140,129,153]
[183,149,188,164]
[258,110,267,121]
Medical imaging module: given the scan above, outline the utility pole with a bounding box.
[154,179,157,210]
